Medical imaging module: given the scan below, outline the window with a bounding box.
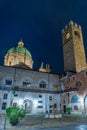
[54,104,57,108]
[3,93,8,99]
[39,81,46,88]
[71,95,81,103]
[74,105,78,110]
[13,103,17,107]
[39,95,42,98]
[49,96,52,100]
[14,94,18,97]
[85,71,87,76]
[23,81,31,87]
[72,76,75,80]
[49,105,52,108]
[38,101,43,103]
[37,106,43,108]
[2,102,7,110]
[76,81,81,87]
[5,80,12,85]
[49,110,52,113]
[74,31,80,38]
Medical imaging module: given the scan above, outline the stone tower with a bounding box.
[62,21,87,72]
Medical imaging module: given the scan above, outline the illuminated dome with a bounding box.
[7,40,32,58]
[4,40,33,69]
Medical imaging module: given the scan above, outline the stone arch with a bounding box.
[84,95,87,113]
[71,95,81,103]
[71,95,81,112]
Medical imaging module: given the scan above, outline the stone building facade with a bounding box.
[60,70,87,114]
[0,65,60,114]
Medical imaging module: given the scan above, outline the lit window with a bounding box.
[3,93,8,99]
[2,102,7,110]
[5,80,12,85]
[39,81,46,88]
[71,95,81,103]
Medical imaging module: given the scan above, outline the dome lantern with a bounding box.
[18,40,24,47]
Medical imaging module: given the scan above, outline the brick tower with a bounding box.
[62,21,87,72]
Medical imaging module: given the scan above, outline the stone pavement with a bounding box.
[1,114,87,130]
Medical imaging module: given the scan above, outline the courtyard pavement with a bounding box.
[1,113,87,130]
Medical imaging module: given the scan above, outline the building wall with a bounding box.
[60,70,87,113]
[0,65,60,114]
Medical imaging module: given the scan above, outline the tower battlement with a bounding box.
[62,21,81,33]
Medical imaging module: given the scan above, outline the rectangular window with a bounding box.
[74,105,78,110]
[49,96,52,100]
[23,82,31,87]
[39,95,42,98]
[49,105,52,108]
[49,110,52,113]
[3,93,8,99]
[14,94,18,97]
[54,104,57,108]
[5,80,12,85]
[38,101,43,103]
[37,106,43,108]
[13,103,17,107]
[2,102,7,110]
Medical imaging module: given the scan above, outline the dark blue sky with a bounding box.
[0,0,87,74]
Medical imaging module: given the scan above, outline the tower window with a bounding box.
[74,31,80,38]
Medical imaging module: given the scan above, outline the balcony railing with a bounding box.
[0,85,78,94]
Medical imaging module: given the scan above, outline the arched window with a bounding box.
[76,81,81,87]
[39,81,46,88]
[84,96,87,102]
[71,95,81,103]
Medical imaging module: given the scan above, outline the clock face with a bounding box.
[65,32,70,39]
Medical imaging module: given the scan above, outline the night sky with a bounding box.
[0,0,87,74]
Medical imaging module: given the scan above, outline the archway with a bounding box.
[23,99,32,113]
[71,95,81,112]
[84,96,87,113]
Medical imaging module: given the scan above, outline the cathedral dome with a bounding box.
[4,40,33,69]
[7,40,32,58]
